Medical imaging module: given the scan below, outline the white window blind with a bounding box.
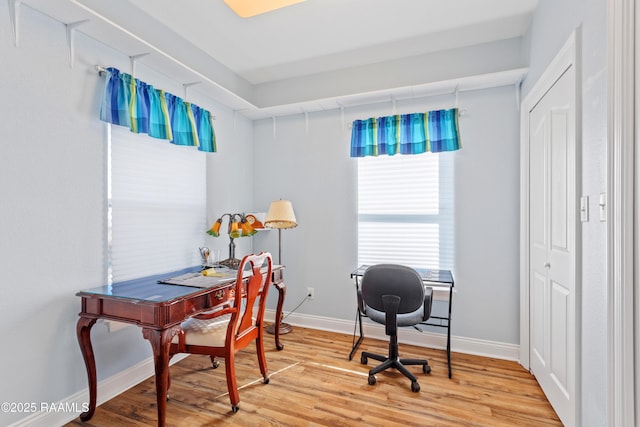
[357,152,454,270]
[109,124,207,283]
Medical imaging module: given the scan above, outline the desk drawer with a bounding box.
[159,287,232,325]
[80,285,234,328]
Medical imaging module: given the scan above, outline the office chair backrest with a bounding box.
[361,264,424,314]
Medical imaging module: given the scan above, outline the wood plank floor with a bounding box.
[65,327,561,426]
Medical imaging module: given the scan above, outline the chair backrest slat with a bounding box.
[231,253,272,340]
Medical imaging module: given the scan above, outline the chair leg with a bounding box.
[256,333,269,383]
[393,360,418,383]
[210,355,220,368]
[361,351,387,364]
[224,354,240,413]
[360,335,430,392]
[368,358,395,376]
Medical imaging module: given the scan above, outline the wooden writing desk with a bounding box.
[350,265,454,378]
[76,265,285,427]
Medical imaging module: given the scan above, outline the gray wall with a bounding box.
[0,0,611,425]
[523,0,608,425]
[0,4,253,426]
[252,86,522,345]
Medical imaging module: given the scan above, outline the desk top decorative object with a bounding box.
[207,212,257,269]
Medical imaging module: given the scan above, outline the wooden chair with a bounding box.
[169,252,273,413]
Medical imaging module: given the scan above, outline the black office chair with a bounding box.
[358,264,433,392]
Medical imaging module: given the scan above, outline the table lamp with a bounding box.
[206,213,256,269]
[264,199,297,264]
[264,199,297,335]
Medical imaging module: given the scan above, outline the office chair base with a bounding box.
[361,351,430,392]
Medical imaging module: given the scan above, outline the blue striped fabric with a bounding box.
[350,108,461,157]
[99,68,132,128]
[350,117,377,157]
[99,67,216,153]
[165,94,199,147]
[428,109,460,152]
[129,78,150,134]
[147,88,173,140]
[192,104,216,153]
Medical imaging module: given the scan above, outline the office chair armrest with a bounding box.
[423,287,434,321]
[382,294,401,336]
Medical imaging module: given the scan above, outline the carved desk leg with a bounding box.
[76,316,97,421]
[269,279,286,350]
[142,326,181,427]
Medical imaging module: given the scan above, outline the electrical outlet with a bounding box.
[307,287,315,299]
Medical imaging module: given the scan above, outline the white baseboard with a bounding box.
[264,309,520,361]
[12,312,517,427]
[7,354,188,427]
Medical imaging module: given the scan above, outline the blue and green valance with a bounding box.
[99,67,216,153]
[350,108,461,157]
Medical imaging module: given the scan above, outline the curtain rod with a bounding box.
[346,108,467,129]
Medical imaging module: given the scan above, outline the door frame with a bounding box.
[519,29,581,423]
[607,0,635,425]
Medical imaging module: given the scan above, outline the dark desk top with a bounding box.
[77,264,285,303]
[351,264,454,286]
[76,266,211,302]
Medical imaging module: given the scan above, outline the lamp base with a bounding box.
[266,322,292,335]
[219,258,241,270]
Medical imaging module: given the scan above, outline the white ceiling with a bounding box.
[127,0,537,85]
[21,0,538,118]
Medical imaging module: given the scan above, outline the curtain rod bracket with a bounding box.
[9,0,22,47]
[65,19,89,68]
[182,82,200,100]
[454,85,460,108]
[129,53,149,77]
[272,116,277,139]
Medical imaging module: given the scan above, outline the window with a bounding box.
[108,124,207,283]
[357,152,454,270]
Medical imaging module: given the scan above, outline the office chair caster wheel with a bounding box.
[212,360,220,369]
[423,364,431,374]
[411,381,420,392]
[360,355,368,365]
[264,377,270,384]
[231,405,239,413]
[368,374,376,385]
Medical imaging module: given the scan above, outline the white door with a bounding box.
[528,64,576,426]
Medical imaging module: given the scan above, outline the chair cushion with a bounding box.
[365,304,424,327]
[172,314,231,347]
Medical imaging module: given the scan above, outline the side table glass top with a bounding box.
[351,265,453,286]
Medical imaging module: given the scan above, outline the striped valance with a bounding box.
[99,67,216,153]
[350,108,461,157]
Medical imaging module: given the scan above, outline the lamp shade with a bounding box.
[265,200,297,229]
